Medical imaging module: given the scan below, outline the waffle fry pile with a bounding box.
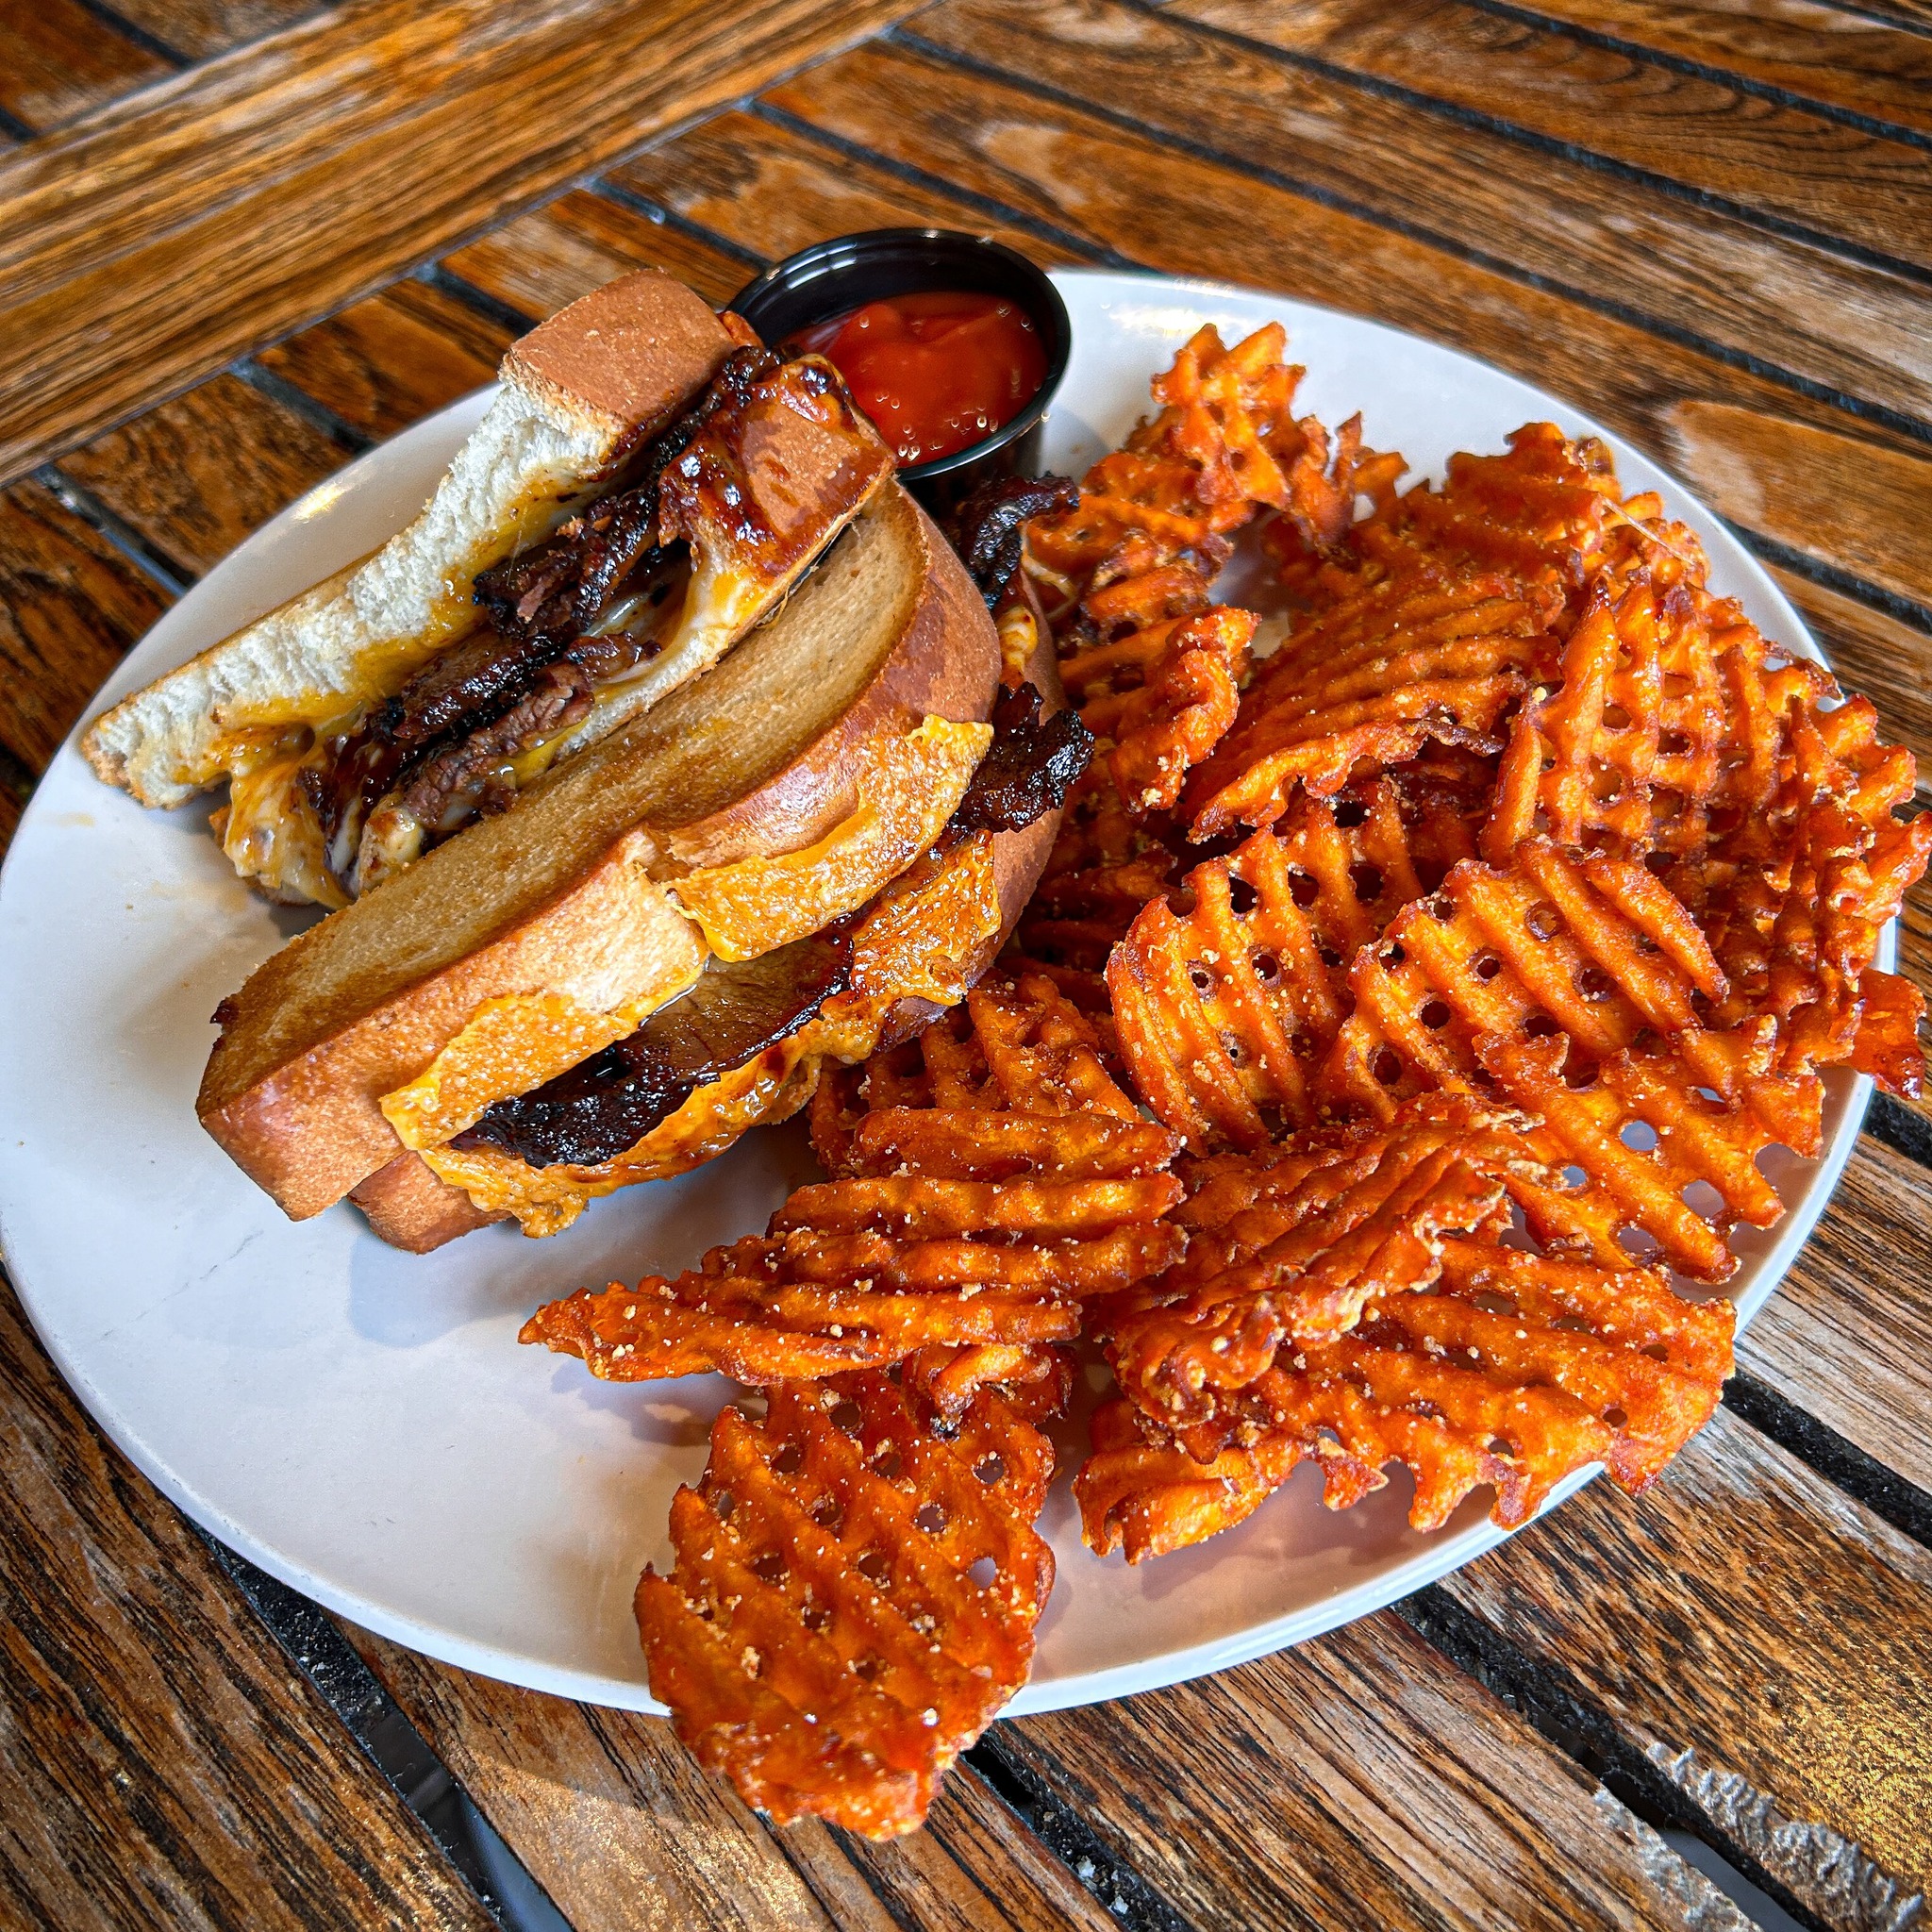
[527,323,1926,1837]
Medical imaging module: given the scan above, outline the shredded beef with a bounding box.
[475,343,783,641]
[948,680,1092,836]
[452,934,851,1169]
[943,474,1079,608]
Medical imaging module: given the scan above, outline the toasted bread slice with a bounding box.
[200,484,1000,1219]
[84,273,736,811]
[349,595,1070,1253]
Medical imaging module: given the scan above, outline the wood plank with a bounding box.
[764,43,1932,549]
[910,0,1932,433]
[0,1275,495,1932]
[815,1766,1121,1931]
[353,1628,1118,1931]
[0,0,171,133]
[0,476,166,778]
[1172,0,1932,275]
[607,108,1084,272]
[1746,1134,1932,1493]
[347,1630,838,1931]
[1437,1407,1932,1927]
[100,0,325,64]
[1665,399,1932,611]
[0,0,924,483]
[1496,0,1932,142]
[255,279,513,442]
[1001,1612,1724,1930]
[1770,563,1932,795]
[57,370,351,580]
[441,187,751,319]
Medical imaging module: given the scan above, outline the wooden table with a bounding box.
[2,3,1929,1926]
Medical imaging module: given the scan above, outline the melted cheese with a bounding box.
[415,826,1008,1237]
[670,717,992,960]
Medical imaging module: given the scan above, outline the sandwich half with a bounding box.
[84,270,895,908]
[81,268,1090,1250]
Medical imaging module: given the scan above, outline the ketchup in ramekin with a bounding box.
[784,291,1050,469]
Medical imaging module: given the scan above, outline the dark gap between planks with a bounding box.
[893,13,1932,450]
[1464,0,1932,152]
[197,1531,574,1932]
[1085,1,1932,293]
[1394,1586,1840,1932]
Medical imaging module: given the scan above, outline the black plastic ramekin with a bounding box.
[729,228,1071,516]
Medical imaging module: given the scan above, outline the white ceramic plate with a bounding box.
[0,270,1876,1715]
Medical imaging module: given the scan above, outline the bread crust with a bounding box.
[201,485,1004,1221]
[83,272,733,809]
[356,570,1072,1255]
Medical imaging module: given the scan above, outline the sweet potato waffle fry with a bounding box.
[1077,1112,1735,1557]
[1183,567,1561,840]
[1339,422,1628,618]
[1484,572,1726,864]
[1317,838,1822,1277]
[638,1366,1062,1837]
[525,974,1183,1391]
[1100,1097,1541,1424]
[1108,779,1478,1150]
[1027,324,1319,602]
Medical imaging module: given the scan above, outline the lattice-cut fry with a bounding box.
[1080,1185,1734,1554]
[1184,567,1561,839]
[1076,1397,1300,1563]
[1319,837,1727,1123]
[1480,1024,1822,1280]
[1265,411,1407,597]
[1313,839,1828,1277]
[1100,1098,1542,1425]
[1108,780,1462,1149]
[1026,324,1311,599]
[1068,604,1256,816]
[1484,571,1725,864]
[1342,422,1627,620]
[638,1370,1059,1837]
[527,974,1183,1386]
[522,1249,1081,1384]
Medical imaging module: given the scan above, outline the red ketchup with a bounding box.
[786,291,1047,467]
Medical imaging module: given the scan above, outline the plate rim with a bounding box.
[0,264,1877,1719]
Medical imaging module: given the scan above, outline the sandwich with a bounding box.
[82,271,1090,1251]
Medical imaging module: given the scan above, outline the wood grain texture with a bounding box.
[1002,1611,1717,1931]
[1665,398,1932,609]
[765,42,1931,562]
[353,1629,1116,1932]
[256,279,513,442]
[58,370,351,580]
[1439,1407,1932,1921]
[1497,0,1932,141]
[441,187,752,320]
[0,0,171,133]
[0,476,166,777]
[101,0,325,64]
[0,1276,496,1932]
[1745,1134,1932,1493]
[1173,0,1932,273]
[0,0,923,483]
[911,0,1932,433]
[608,108,1082,273]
